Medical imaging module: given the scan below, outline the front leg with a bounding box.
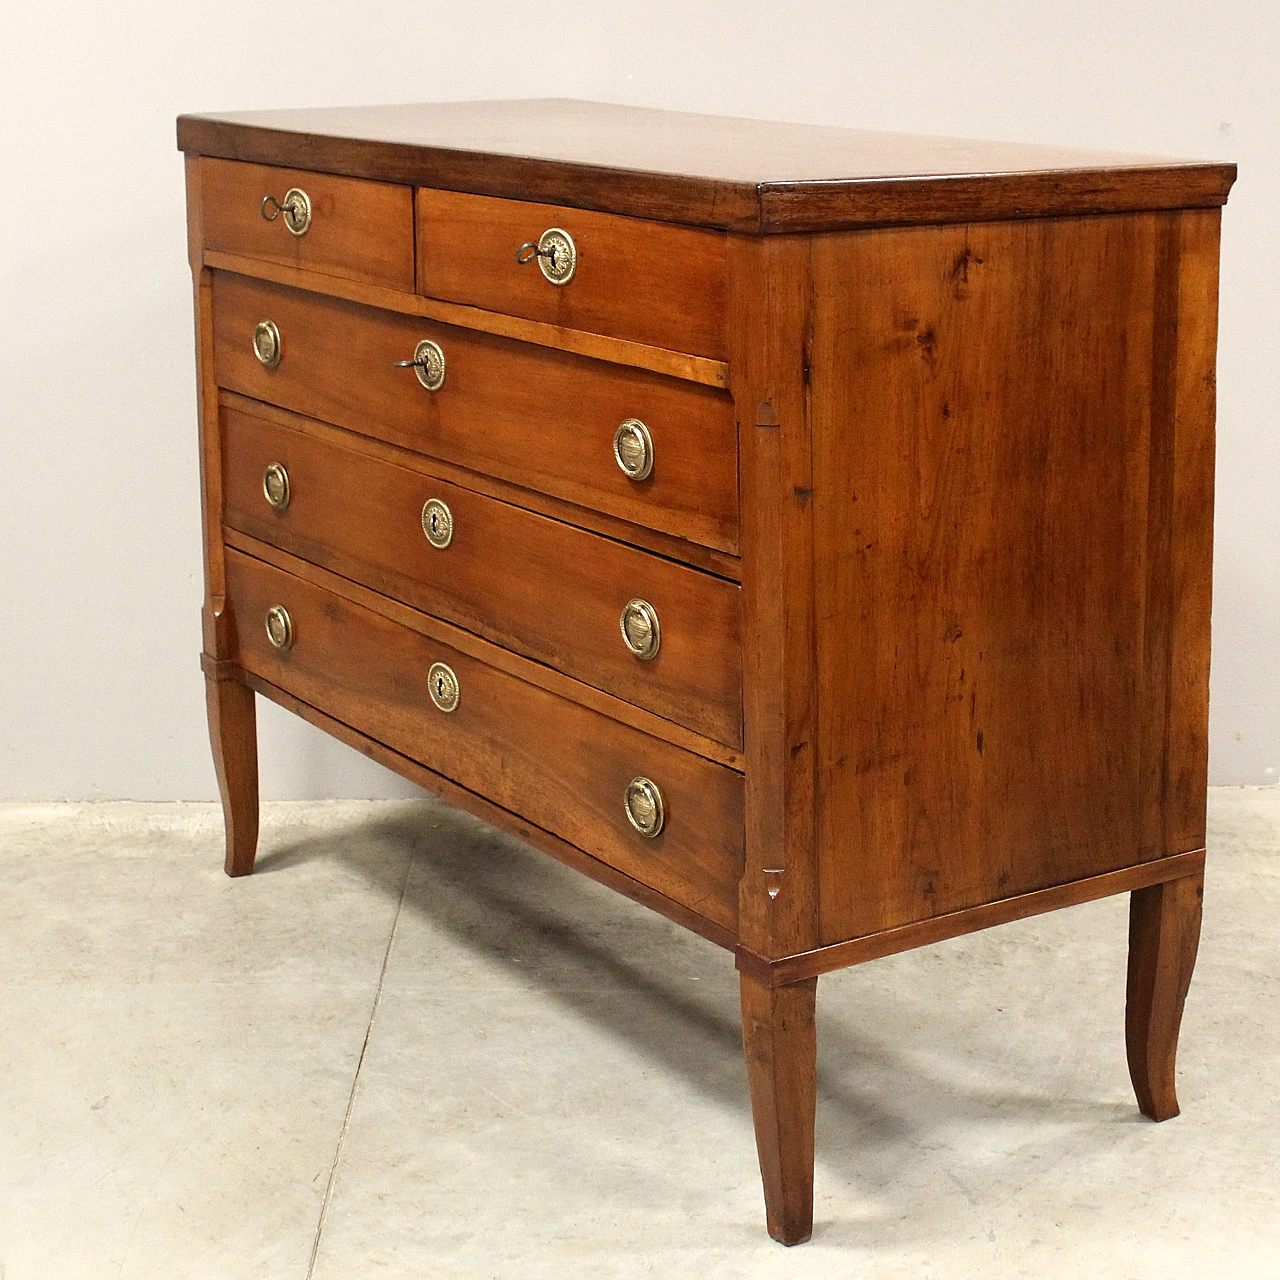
[1125,871,1204,1120]
[740,971,818,1245]
[205,671,260,877]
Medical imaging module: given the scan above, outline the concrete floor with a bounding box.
[1,790,1277,1279]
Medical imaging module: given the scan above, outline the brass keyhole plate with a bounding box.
[428,661,460,713]
[421,498,453,549]
[536,227,577,285]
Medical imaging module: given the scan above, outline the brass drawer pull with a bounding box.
[613,418,654,481]
[260,188,312,236]
[262,462,290,511]
[624,777,665,839]
[421,498,453,548]
[515,227,577,285]
[394,339,446,391]
[264,605,294,653]
[620,599,661,660]
[252,319,282,369]
[428,662,460,713]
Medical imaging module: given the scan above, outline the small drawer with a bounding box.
[417,189,727,359]
[222,407,743,748]
[226,548,744,931]
[200,159,414,290]
[212,272,739,555]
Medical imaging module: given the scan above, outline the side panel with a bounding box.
[811,211,1221,943]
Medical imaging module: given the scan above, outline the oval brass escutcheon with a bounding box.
[613,418,654,481]
[262,462,290,512]
[428,661,460,713]
[280,187,311,235]
[619,598,661,660]
[252,319,282,369]
[264,604,293,653]
[421,498,453,549]
[408,339,446,391]
[623,776,665,839]
[533,227,577,285]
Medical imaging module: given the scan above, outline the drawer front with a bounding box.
[417,189,727,359]
[222,407,743,748]
[201,159,414,290]
[213,272,739,554]
[226,548,744,929]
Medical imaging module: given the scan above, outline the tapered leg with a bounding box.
[740,972,818,1245]
[205,674,259,877]
[1125,871,1203,1121]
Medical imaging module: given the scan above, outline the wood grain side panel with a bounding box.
[811,214,1198,943]
[212,272,740,554]
[221,406,743,747]
[417,188,728,358]
[201,158,414,289]
[224,548,745,930]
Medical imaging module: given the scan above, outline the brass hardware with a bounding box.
[262,462,290,512]
[394,339,446,391]
[260,188,312,235]
[421,498,453,549]
[613,418,654,481]
[515,227,577,285]
[264,605,293,653]
[619,598,661,660]
[428,662,460,713]
[252,319,282,369]
[623,777,665,839]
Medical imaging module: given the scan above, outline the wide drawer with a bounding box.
[417,189,727,359]
[200,159,415,290]
[212,272,739,554]
[222,406,743,747]
[226,548,744,930]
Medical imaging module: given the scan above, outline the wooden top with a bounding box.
[177,98,1235,233]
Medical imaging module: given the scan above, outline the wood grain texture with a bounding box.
[740,972,817,1245]
[204,673,259,877]
[224,547,745,931]
[1126,871,1204,1121]
[728,235,820,959]
[212,272,740,554]
[177,99,1236,233]
[736,849,1205,987]
[200,158,414,289]
[237,667,738,951]
[223,531,745,771]
[203,250,729,388]
[807,212,1221,944]
[221,405,743,747]
[417,188,727,358]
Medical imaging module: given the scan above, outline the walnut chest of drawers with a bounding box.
[178,99,1235,1244]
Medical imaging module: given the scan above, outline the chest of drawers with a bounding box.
[178,100,1234,1244]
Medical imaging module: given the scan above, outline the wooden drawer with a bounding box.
[222,406,743,748]
[200,159,414,290]
[417,189,727,359]
[212,272,739,554]
[225,547,744,930]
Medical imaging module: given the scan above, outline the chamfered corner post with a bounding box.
[1125,871,1204,1121]
[727,230,824,1244]
[739,969,818,1246]
[187,152,258,877]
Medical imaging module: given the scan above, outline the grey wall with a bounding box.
[2,0,1274,800]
